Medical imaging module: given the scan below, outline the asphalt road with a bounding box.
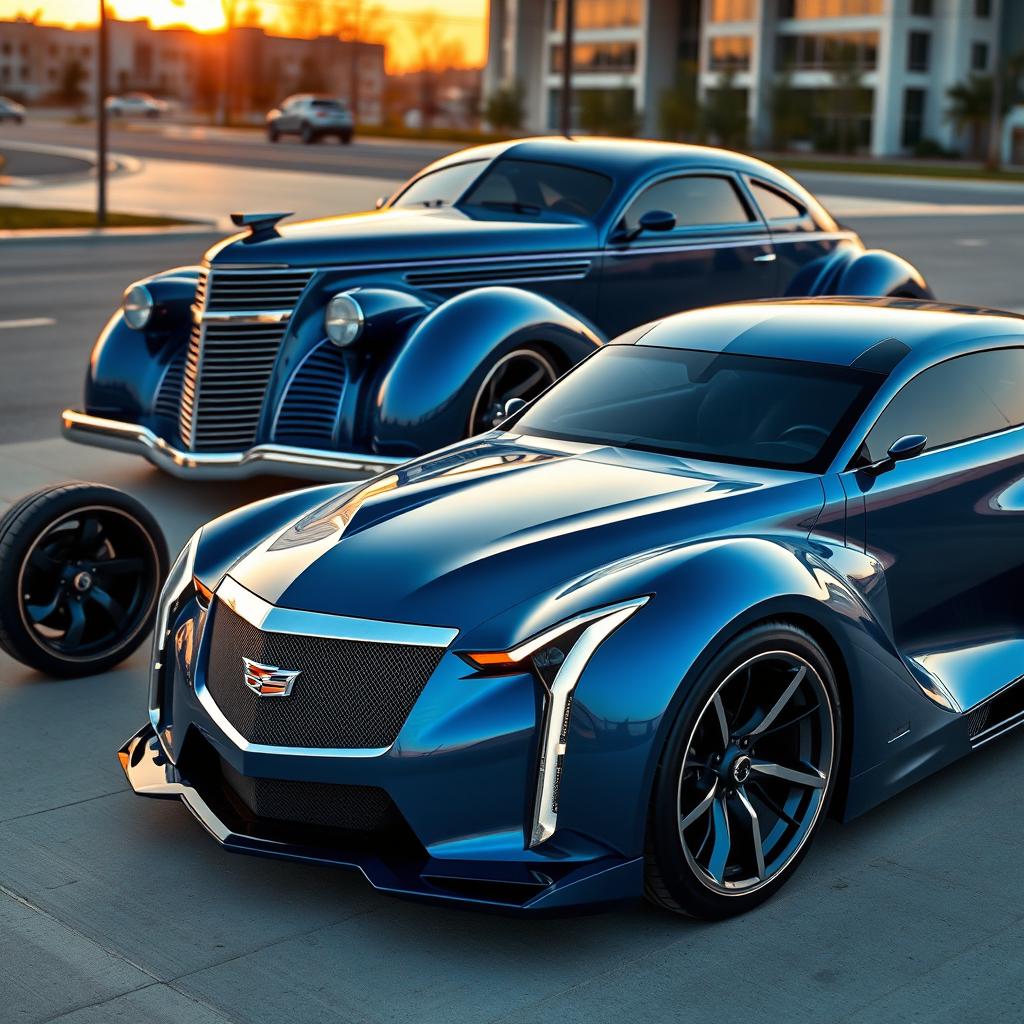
[3,160,1024,1024]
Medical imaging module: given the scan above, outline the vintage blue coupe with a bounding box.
[61,137,931,479]
[110,297,1024,917]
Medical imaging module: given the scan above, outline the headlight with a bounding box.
[148,529,201,732]
[122,283,154,330]
[325,292,364,347]
[462,596,649,846]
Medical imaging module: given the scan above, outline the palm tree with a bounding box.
[947,74,994,159]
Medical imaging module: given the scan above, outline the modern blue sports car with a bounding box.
[117,296,1023,918]
[61,137,929,481]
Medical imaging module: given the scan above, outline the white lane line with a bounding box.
[0,317,56,329]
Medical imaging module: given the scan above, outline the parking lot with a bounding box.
[3,138,1024,1023]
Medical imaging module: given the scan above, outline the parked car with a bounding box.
[61,137,932,481]
[105,92,169,118]
[94,297,1024,916]
[0,96,25,123]
[266,95,354,144]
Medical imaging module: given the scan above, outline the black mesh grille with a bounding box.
[220,757,399,831]
[205,600,445,749]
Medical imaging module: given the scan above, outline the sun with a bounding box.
[115,0,226,32]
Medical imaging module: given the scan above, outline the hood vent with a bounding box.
[405,259,592,290]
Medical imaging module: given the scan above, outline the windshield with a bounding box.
[515,346,881,472]
[460,158,613,219]
[392,160,488,209]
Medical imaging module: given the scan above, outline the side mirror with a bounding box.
[500,397,527,423]
[637,209,676,233]
[374,196,387,210]
[863,433,927,476]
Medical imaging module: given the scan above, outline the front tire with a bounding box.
[644,622,840,919]
[0,483,168,677]
[467,346,559,435]
[267,125,279,143]
[301,123,317,145]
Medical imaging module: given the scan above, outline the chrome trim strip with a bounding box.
[61,409,408,481]
[196,310,293,324]
[217,576,459,647]
[971,706,1024,748]
[527,597,649,846]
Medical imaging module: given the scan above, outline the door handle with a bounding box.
[754,253,777,263]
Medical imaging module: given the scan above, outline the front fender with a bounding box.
[539,536,952,856]
[826,248,932,299]
[372,287,603,457]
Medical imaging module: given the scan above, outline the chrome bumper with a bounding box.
[61,409,408,481]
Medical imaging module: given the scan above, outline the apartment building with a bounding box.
[484,0,1022,156]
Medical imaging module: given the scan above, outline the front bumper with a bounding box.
[118,724,642,912]
[61,409,407,481]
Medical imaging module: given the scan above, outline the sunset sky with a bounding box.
[0,0,488,70]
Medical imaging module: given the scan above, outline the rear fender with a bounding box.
[821,248,932,299]
[372,286,603,457]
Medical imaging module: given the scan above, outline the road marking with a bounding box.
[0,317,56,330]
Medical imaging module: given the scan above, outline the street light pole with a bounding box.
[987,0,1005,170]
[96,0,108,225]
[559,0,574,137]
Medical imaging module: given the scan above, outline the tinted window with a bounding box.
[751,181,805,221]
[392,160,487,208]
[622,175,752,233]
[863,350,1024,461]
[516,346,880,472]
[459,159,613,220]
[311,99,346,110]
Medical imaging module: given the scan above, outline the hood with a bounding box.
[228,437,825,634]
[207,207,598,268]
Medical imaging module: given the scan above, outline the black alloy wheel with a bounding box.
[467,347,559,435]
[645,622,840,918]
[0,483,168,677]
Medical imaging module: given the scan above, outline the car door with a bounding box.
[841,348,1024,655]
[745,177,852,297]
[598,171,777,338]
[279,98,301,132]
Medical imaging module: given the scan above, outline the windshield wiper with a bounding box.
[477,200,542,214]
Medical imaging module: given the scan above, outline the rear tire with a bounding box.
[0,483,168,677]
[267,126,279,143]
[301,123,317,145]
[644,621,841,919]
[339,130,353,144]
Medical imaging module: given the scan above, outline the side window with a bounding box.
[863,350,1024,462]
[750,180,805,221]
[622,175,753,234]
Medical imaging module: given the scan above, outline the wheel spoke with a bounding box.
[749,665,805,735]
[711,692,730,748]
[505,366,546,399]
[750,759,825,789]
[28,546,61,573]
[748,781,801,828]
[736,786,766,880]
[75,517,104,555]
[85,585,126,625]
[750,702,820,739]
[62,599,87,647]
[679,780,718,832]
[706,797,732,883]
[95,556,144,576]
[26,588,63,623]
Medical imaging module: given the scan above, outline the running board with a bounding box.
[968,675,1024,748]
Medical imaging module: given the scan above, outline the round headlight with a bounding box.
[122,283,154,330]
[325,292,364,347]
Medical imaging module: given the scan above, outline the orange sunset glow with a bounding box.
[0,0,488,70]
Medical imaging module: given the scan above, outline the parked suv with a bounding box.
[266,95,354,144]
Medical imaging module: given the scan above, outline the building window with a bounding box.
[902,88,926,149]
[972,41,989,70]
[907,31,930,72]
[975,0,991,16]
[550,41,638,74]
[911,0,932,14]
[709,0,755,23]
[708,35,751,71]
[778,0,883,16]
[777,31,879,71]
[550,0,641,30]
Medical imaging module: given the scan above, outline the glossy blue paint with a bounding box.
[122,298,1024,911]
[68,138,931,478]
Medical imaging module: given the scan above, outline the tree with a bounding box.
[769,69,809,151]
[700,70,747,148]
[58,58,86,106]
[578,88,639,136]
[947,73,1002,159]
[658,61,699,141]
[484,82,523,131]
[829,43,866,154]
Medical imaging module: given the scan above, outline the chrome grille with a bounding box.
[179,266,314,452]
[274,341,347,445]
[202,267,313,312]
[205,600,445,750]
[154,345,187,425]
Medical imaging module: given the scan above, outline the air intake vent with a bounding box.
[969,676,1024,747]
[274,341,347,446]
[405,259,592,290]
[154,345,187,426]
[200,268,313,312]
